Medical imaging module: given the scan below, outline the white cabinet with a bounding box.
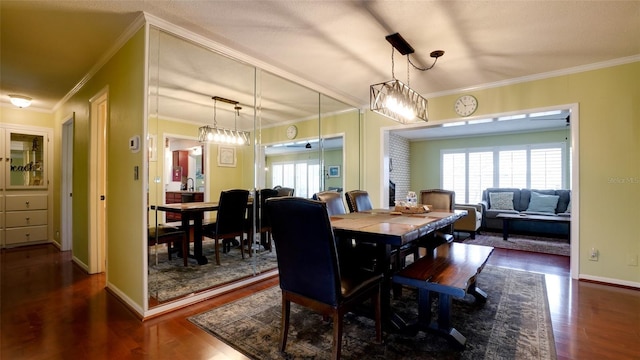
[0,125,52,248]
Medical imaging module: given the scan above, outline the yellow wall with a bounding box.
[364,61,640,284]
[53,27,147,307]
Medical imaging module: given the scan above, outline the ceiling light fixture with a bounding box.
[370,33,444,124]
[198,96,250,146]
[9,94,32,108]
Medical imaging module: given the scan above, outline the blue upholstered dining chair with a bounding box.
[313,190,346,216]
[265,197,382,360]
[344,189,373,213]
[202,189,250,265]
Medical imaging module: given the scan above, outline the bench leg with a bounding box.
[414,289,466,349]
[433,293,466,349]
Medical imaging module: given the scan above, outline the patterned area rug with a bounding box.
[462,232,570,256]
[148,239,278,303]
[189,266,556,359]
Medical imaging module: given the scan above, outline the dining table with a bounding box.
[330,207,467,329]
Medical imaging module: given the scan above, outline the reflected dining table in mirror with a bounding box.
[330,208,467,328]
[151,201,251,266]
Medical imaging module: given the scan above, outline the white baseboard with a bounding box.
[579,273,640,289]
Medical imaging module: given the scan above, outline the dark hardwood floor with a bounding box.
[2,244,639,359]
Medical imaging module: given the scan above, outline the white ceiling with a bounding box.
[2,1,639,137]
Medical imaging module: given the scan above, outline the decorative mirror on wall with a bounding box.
[146,26,360,311]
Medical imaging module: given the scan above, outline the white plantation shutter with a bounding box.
[440,143,566,202]
[530,147,562,189]
[271,160,321,198]
[499,150,527,188]
[442,152,466,201]
[468,151,493,203]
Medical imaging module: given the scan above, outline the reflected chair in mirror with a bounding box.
[344,190,373,213]
[148,222,185,263]
[418,189,456,250]
[265,197,382,360]
[202,189,250,265]
[273,185,295,197]
[251,188,279,251]
[314,190,346,216]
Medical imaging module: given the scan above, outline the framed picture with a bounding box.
[328,165,340,177]
[217,145,237,167]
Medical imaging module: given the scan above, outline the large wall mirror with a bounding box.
[146,26,360,310]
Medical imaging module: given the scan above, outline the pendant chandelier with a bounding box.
[370,33,444,124]
[198,96,251,146]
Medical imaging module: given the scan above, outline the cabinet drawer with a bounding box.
[6,194,47,211]
[5,225,48,245]
[6,210,47,227]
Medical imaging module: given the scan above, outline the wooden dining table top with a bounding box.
[330,208,467,247]
[151,199,253,213]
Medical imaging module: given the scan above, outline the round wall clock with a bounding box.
[454,95,478,117]
[286,125,298,139]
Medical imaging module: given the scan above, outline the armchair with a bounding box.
[454,203,482,239]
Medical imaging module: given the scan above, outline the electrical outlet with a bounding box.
[629,255,638,266]
[589,247,598,261]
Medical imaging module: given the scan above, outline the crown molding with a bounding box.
[426,54,640,99]
[53,13,147,112]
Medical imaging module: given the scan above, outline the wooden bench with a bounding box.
[392,242,494,348]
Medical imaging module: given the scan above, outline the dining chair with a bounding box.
[418,189,456,249]
[265,197,382,360]
[148,223,185,261]
[344,190,373,213]
[252,188,279,251]
[273,185,295,197]
[314,190,346,216]
[202,189,250,265]
[148,207,186,262]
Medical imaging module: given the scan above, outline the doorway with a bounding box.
[89,89,108,274]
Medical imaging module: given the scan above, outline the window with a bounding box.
[441,143,566,203]
[271,160,320,198]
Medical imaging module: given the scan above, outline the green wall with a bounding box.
[410,129,571,190]
[54,27,147,308]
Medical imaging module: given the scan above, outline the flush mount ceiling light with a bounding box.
[9,94,32,108]
[370,33,444,124]
[198,96,250,146]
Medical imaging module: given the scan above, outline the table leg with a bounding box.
[502,218,510,240]
[192,214,208,265]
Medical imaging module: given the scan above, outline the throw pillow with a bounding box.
[526,191,560,213]
[489,192,514,210]
[566,200,571,213]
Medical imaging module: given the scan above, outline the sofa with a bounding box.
[480,188,571,238]
[453,204,482,239]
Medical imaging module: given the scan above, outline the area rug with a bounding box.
[462,232,570,256]
[148,239,278,303]
[189,266,556,359]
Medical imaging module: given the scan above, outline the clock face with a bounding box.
[286,125,298,139]
[454,95,478,117]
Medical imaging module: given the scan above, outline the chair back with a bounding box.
[345,190,373,213]
[273,186,295,197]
[314,191,346,216]
[266,197,341,306]
[258,188,279,227]
[420,189,455,211]
[216,189,250,234]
